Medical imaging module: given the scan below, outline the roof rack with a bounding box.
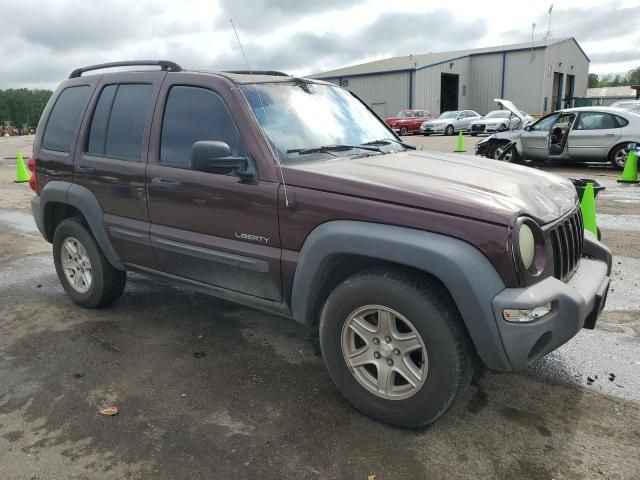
[223,70,290,77]
[69,60,182,79]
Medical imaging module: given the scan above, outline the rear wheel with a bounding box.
[609,144,629,170]
[53,218,126,308]
[399,126,408,136]
[444,125,454,136]
[319,269,474,427]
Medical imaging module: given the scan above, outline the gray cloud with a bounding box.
[502,3,640,44]
[215,0,364,31]
[589,50,640,65]
[215,10,487,74]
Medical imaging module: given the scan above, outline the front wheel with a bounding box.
[444,125,454,136]
[493,142,520,163]
[53,218,126,308]
[319,269,474,428]
[399,126,408,136]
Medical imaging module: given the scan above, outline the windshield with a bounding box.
[438,112,458,119]
[241,82,399,163]
[484,110,509,118]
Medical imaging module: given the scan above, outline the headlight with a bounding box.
[519,224,535,269]
[515,217,545,278]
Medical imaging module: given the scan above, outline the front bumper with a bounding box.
[491,235,611,370]
[421,124,445,133]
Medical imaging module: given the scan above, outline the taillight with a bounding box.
[27,156,37,193]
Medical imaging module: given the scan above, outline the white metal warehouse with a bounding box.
[310,38,589,118]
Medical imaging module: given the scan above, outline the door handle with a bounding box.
[150,177,182,192]
[75,165,95,174]
[604,133,615,137]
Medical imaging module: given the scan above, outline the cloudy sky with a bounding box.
[1,0,639,90]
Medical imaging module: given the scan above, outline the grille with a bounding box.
[471,124,485,132]
[548,207,583,282]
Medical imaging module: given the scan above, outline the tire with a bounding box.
[499,123,507,131]
[444,125,454,136]
[319,269,475,428]
[470,133,478,137]
[422,133,430,136]
[53,218,126,308]
[609,143,629,170]
[493,142,520,163]
[399,126,408,136]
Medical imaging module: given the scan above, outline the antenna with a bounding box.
[230,19,290,208]
[530,22,536,63]
[543,4,553,40]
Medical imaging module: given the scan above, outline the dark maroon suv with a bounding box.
[30,60,612,427]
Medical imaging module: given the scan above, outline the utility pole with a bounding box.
[543,5,553,40]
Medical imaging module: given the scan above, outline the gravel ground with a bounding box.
[1,135,639,479]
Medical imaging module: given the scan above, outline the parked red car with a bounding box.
[385,110,432,135]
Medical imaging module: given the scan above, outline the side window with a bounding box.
[575,112,617,130]
[87,84,152,160]
[614,115,629,128]
[160,86,245,169]
[530,114,559,131]
[42,86,90,152]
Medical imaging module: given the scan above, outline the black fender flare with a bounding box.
[33,181,124,270]
[290,220,511,370]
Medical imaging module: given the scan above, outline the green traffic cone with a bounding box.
[580,182,598,236]
[454,131,465,152]
[14,152,30,183]
[617,149,639,184]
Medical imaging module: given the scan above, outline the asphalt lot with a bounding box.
[1,134,639,479]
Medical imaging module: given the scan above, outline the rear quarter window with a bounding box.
[42,86,91,152]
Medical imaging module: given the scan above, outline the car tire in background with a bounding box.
[444,125,454,136]
[399,126,408,136]
[470,133,478,137]
[319,269,475,428]
[609,143,630,170]
[53,218,126,308]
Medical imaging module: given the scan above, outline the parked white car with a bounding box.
[470,109,534,135]
[420,110,482,136]
[611,100,640,113]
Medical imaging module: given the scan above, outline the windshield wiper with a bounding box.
[362,138,416,150]
[286,144,383,155]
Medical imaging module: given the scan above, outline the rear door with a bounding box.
[74,72,164,268]
[568,111,621,160]
[145,74,282,301]
[520,113,559,160]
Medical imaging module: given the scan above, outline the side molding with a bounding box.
[38,181,124,270]
[290,220,511,370]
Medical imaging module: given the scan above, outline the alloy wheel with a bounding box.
[341,305,428,400]
[613,147,628,169]
[60,237,92,293]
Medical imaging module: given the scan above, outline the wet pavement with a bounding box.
[1,135,639,479]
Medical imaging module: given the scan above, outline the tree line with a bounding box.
[588,66,640,89]
[0,89,53,128]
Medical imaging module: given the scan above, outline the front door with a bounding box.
[74,72,164,268]
[520,113,559,160]
[145,76,282,301]
[548,113,575,159]
[568,111,621,160]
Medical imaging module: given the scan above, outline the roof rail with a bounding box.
[223,70,290,77]
[69,60,182,78]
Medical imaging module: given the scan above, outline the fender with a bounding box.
[290,220,511,370]
[33,181,124,270]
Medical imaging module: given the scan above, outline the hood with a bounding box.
[283,150,577,226]
[494,99,525,122]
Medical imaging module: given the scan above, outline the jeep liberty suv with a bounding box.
[30,60,612,427]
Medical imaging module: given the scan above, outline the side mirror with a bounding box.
[191,141,255,180]
[524,125,533,131]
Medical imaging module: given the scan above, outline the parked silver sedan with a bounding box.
[476,102,640,169]
[420,110,482,136]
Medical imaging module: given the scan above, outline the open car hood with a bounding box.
[494,99,525,122]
